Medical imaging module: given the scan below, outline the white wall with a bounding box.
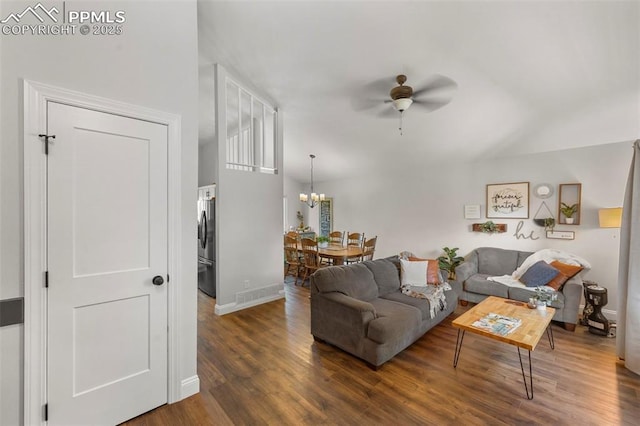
[284,175,306,231]
[0,1,199,424]
[213,65,284,311]
[321,141,631,313]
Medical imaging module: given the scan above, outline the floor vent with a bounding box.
[235,284,282,305]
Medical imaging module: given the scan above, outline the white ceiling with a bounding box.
[198,0,640,183]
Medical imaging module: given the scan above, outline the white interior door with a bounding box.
[47,102,168,425]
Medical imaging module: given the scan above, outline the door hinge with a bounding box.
[44,403,48,421]
[44,271,49,288]
[167,274,170,282]
[38,134,56,155]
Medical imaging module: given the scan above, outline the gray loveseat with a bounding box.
[310,256,458,368]
[451,247,584,331]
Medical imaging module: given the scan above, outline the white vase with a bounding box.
[565,217,574,224]
[318,242,328,248]
[536,301,547,311]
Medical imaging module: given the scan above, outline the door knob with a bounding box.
[152,275,165,286]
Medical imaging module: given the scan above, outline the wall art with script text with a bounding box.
[486,182,529,219]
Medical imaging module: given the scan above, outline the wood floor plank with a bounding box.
[122,279,640,425]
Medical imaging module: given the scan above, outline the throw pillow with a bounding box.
[400,259,428,287]
[546,271,570,291]
[408,256,442,285]
[550,260,583,280]
[519,260,560,287]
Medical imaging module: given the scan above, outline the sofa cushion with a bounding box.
[464,273,509,298]
[363,257,401,296]
[517,251,534,268]
[477,247,519,276]
[519,260,560,287]
[380,290,432,321]
[312,263,378,301]
[367,299,421,344]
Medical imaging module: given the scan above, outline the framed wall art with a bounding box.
[464,204,481,219]
[486,182,529,219]
[318,198,333,237]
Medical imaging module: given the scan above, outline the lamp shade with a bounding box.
[598,207,622,228]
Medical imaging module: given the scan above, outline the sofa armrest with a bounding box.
[559,275,583,325]
[321,292,377,316]
[455,252,479,283]
[310,292,376,341]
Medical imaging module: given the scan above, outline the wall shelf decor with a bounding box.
[558,183,582,225]
[472,222,507,233]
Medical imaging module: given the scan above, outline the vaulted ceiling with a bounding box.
[198,0,640,183]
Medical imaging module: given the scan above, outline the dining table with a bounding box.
[297,243,363,265]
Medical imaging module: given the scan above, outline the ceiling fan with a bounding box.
[353,73,457,135]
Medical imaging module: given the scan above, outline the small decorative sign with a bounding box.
[546,230,575,240]
[464,204,481,219]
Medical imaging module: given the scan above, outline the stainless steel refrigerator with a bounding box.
[197,188,216,297]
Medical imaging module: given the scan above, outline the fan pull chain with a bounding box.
[399,111,403,136]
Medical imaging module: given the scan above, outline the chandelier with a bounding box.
[299,154,325,208]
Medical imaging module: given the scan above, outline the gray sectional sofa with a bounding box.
[310,256,457,368]
[451,247,584,331]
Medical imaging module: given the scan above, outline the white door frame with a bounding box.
[23,80,183,425]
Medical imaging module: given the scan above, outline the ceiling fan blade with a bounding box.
[351,76,396,112]
[412,97,454,113]
[412,74,458,98]
[377,107,399,119]
[351,96,389,112]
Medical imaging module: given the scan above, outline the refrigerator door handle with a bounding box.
[198,257,213,266]
[200,210,207,249]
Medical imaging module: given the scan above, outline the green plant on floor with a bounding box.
[438,247,465,280]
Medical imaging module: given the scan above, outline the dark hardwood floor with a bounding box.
[124,280,640,425]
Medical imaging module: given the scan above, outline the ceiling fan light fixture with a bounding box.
[392,97,413,112]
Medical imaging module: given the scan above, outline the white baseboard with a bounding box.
[215,293,285,315]
[180,375,200,400]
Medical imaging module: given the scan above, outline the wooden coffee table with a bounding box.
[452,296,555,399]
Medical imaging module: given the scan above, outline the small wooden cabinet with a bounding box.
[558,183,582,225]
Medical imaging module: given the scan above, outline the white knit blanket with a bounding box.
[401,282,452,318]
[487,248,591,292]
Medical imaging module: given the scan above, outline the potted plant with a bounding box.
[316,235,330,248]
[560,203,579,224]
[480,220,499,233]
[438,247,465,280]
[530,286,558,310]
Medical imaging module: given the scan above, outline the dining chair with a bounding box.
[346,232,365,264]
[329,231,344,245]
[361,236,377,262]
[286,230,299,241]
[347,232,365,247]
[284,235,302,285]
[300,238,325,282]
